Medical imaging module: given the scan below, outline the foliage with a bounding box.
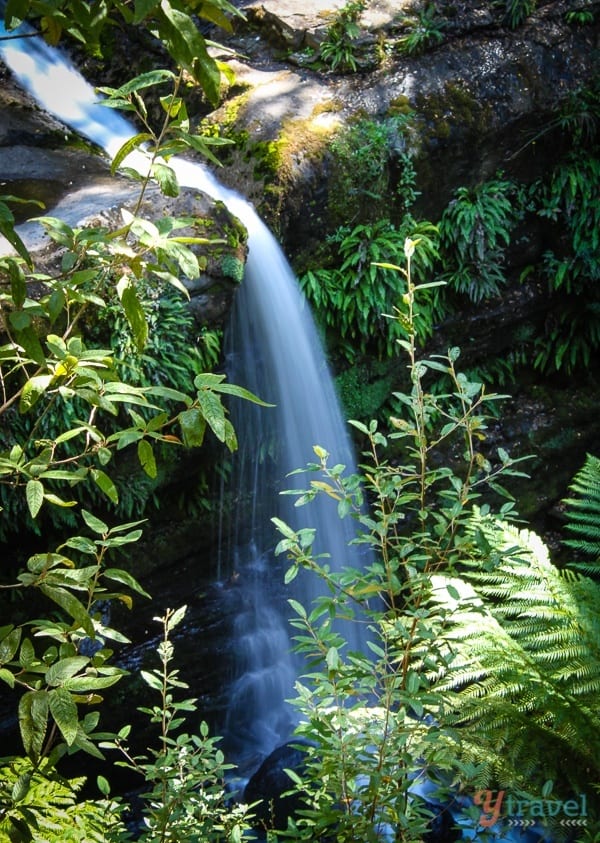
[503,0,536,29]
[328,114,418,223]
[565,7,595,26]
[273,239,537,840]
[0,511,147,839]
[397,4,445,56]
[98,70,234,199]
[319,0,366,73]
[432,508,600,815]
[531,152,600,373]
[438,176,524,303]
[0,756,127,842]
[562,453,600,573]
[335,359,395,422]
[3,0,243,106]
[0,50,264,843]
[102,607,255,842]
[299,218,441,361]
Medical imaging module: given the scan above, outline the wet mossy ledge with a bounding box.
[193,0,598,243]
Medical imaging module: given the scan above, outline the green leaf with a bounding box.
[110,132,153,175]
[196,388,226,441]
[39,585,95,638]
[0,667,15,688]
[11,771,32,803]
[137,438,157,478]
[117,277,148,352]
[140,669,164,691]
[25,479,44,518]
[326,646,339,673]
[46,656,89,687]
[104,568,150,598]
[158,0,220,105]
[81,509,109,535]
[97,775,111,796]
[63,673,123,691]
[179,407,206,448]
[19,375,53,413]
[48,686,79,745]
[151,161,180,197]
[19,690,49,762]
[91,469,119,504]
[167,605,187,631]
[0,627,22,664]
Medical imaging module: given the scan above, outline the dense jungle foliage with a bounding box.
[1,0,599,841]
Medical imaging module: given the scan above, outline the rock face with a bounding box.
[1,1,599,569]
[0,62,247,329]
[203,0,599,243]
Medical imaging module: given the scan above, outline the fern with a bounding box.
[0,757,127,842]
[562,453,600,571]
[431,509,600,799]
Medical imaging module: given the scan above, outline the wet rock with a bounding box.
[244,740,313,831]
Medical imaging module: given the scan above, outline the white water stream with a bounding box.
[0,22,368,764]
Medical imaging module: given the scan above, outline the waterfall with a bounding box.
[0,24,368,764]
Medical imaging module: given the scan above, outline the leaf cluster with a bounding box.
[438,176,523,304]
[300,218,441,362]
[273,241,536,840]
[396,4,445,57]
[3,0,243,106]
[319,0,366,73]
[101,607,255,842]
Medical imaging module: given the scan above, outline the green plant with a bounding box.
[438,176,523,303]
[328,115,418,223]
[335,359,395,421]
[562,453,600,574]
[272,239,534,840]
[0,757,127,842]
[503,0,536,29]
[0,50,266,842]
[299,218,441,361]
[432,507,600,815]
[530,152,600,373]
[566,7,595,25]
[319,0,366,72]
[397,4,445,56]
[103,606,254,842]
[0,511,148,839]
[3,0,243,107]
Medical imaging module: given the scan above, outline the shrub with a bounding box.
[300,218,441,361]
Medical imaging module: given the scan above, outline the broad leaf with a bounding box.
[25,479,44,518]
[46,656,89,687]
[179,407,206,448]
[19,375,53,413]
[48,686,79,745]
[137,438,157,478]
[19,690,49,762]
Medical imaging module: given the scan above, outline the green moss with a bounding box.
[220,254,244,283]
[415,82,493,142]
[335,360,396,421]
[198,91,252,159]
[388,95,414,117]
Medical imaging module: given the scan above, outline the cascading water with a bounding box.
[0,24,368,765]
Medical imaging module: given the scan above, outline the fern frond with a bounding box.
[428,508,600,797]
[562,453,600,564]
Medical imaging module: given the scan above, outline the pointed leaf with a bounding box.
[19,375,53,413]
[110,133,153,174]
[48,687,79,745]
[137,438,157,478]
[19,690,49,762]
[26,479,44,518]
